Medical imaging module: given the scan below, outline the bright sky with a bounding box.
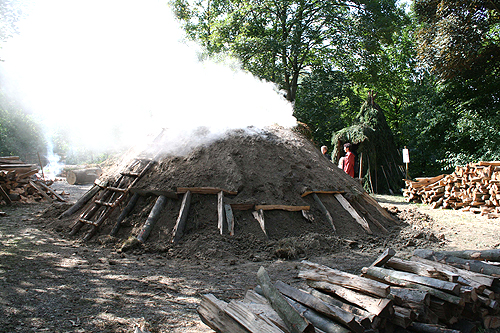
[0,0,296,153]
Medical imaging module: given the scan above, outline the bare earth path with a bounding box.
[1,191,499,332]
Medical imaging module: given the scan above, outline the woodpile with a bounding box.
[199,248,500,332]
[0,156,66,204]
[404,161,500,218]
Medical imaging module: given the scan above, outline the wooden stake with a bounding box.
[171,191,192,244]
[312,193,336,233]
[137,195,167,243]
[334,193,372,234]
[218,191,225,235]
[225,204,235,236]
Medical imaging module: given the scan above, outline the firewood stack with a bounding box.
[0,156,65,204]
[198,248,500,332]
[404,161,500,218]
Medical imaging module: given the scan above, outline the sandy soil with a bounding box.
[1,184,499,332]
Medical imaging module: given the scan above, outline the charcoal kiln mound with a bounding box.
[54,126,400,260]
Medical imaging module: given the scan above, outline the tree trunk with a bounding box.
[66,168,102,185]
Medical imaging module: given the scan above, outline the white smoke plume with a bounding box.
[0,0,296,159]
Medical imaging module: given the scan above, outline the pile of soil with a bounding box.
[52,126,400,260]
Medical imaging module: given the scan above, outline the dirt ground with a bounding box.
[1,182,500,332]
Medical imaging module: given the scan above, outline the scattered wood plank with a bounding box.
[29,180,53,203]
[197,294,249,333]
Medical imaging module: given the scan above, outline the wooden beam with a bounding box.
[370,248,396,267]
[137,195,168,243]
[254,204,310,211]
[171,191,192,244]
[334,193,372,234]
[218,191,225,235]
[301,190,345,197]
[177,187,237,195]
[225,204,235,236]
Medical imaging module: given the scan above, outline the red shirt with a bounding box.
[343,151,355,177]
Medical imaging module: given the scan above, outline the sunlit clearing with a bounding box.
[0,0,295,155]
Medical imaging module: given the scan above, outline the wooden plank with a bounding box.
[386,257,458,282]
[334,193,372,234]
[171,191,192,244]
[274,280,364,333]
[301,190,345,197]
[224,300,285,333]
[256,267,315,333]
[312,193,336,233]
[177,187,237,195]
[299,260,390,298]
[254,205,310,212]
[197,294,249,333]
[230,203,255,210]
[225,204,235,236]
[218,191,225,235]
[252,209,266,237]
[307,280,394,317]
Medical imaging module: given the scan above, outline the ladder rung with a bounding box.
[79,218,98,226]
[106,187,128,193]
[95,200,116,207]
[121,172,140,177]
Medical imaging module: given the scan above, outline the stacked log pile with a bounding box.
[199,248,500,332]
[0,156,66,204]
[404,161,500,218]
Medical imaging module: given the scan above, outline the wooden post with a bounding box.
[312,193,336,233]
[252,209,266,236]
[171,190,192,243]
[225,204,235,236]
[218,191,225,235]
[334,194,372,234]
[59,183,103,219]
[37,152,45,182]
[110,193,139,236]
[137,195,167,243]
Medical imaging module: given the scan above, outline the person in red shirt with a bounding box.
[343,143,355,177]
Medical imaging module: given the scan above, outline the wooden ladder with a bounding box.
[69,156,156,241]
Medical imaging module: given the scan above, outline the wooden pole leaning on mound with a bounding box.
[59,182,104,219]
[137,195,168,243]
[256,266,315,333]
[110,193,140,236]
[312,193,336,233]
[171,191,192,244]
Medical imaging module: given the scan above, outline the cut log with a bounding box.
[437,249,500,262]
[284,296,351,333]
[242,290,289,332]
[484,315,500,329]
[197,294,249,333]
[361,266,464,305]
[371,248,396,267]
[312,193,336,233]
[361,265,460,295]
[177,187,237,195]
[414,249,500,277]
[66,168,102,185]
[218,191,225,235]
[306,280,393,317]
[254,205,310,211]
[256,267,315,333]
[137,195,168,243]
[334,193,372,234]
[225,204,235,236]
[309,289,377,329]
[59,182,104,219]
[299,260,390,298]
[171,191,192,244]
[274,280,364,333]
[0,185,12,205]
[386,257,458,282]
[389,287,430,306]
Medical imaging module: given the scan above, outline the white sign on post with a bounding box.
[403,148,410,164]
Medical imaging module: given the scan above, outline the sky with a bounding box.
[0,0,296,155]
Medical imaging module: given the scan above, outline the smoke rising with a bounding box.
[0,0,296,159]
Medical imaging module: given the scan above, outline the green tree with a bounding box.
[170,0,402,102]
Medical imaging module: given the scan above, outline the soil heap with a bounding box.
[56,126,400,260]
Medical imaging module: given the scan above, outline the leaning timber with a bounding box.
[137,195,168,243]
